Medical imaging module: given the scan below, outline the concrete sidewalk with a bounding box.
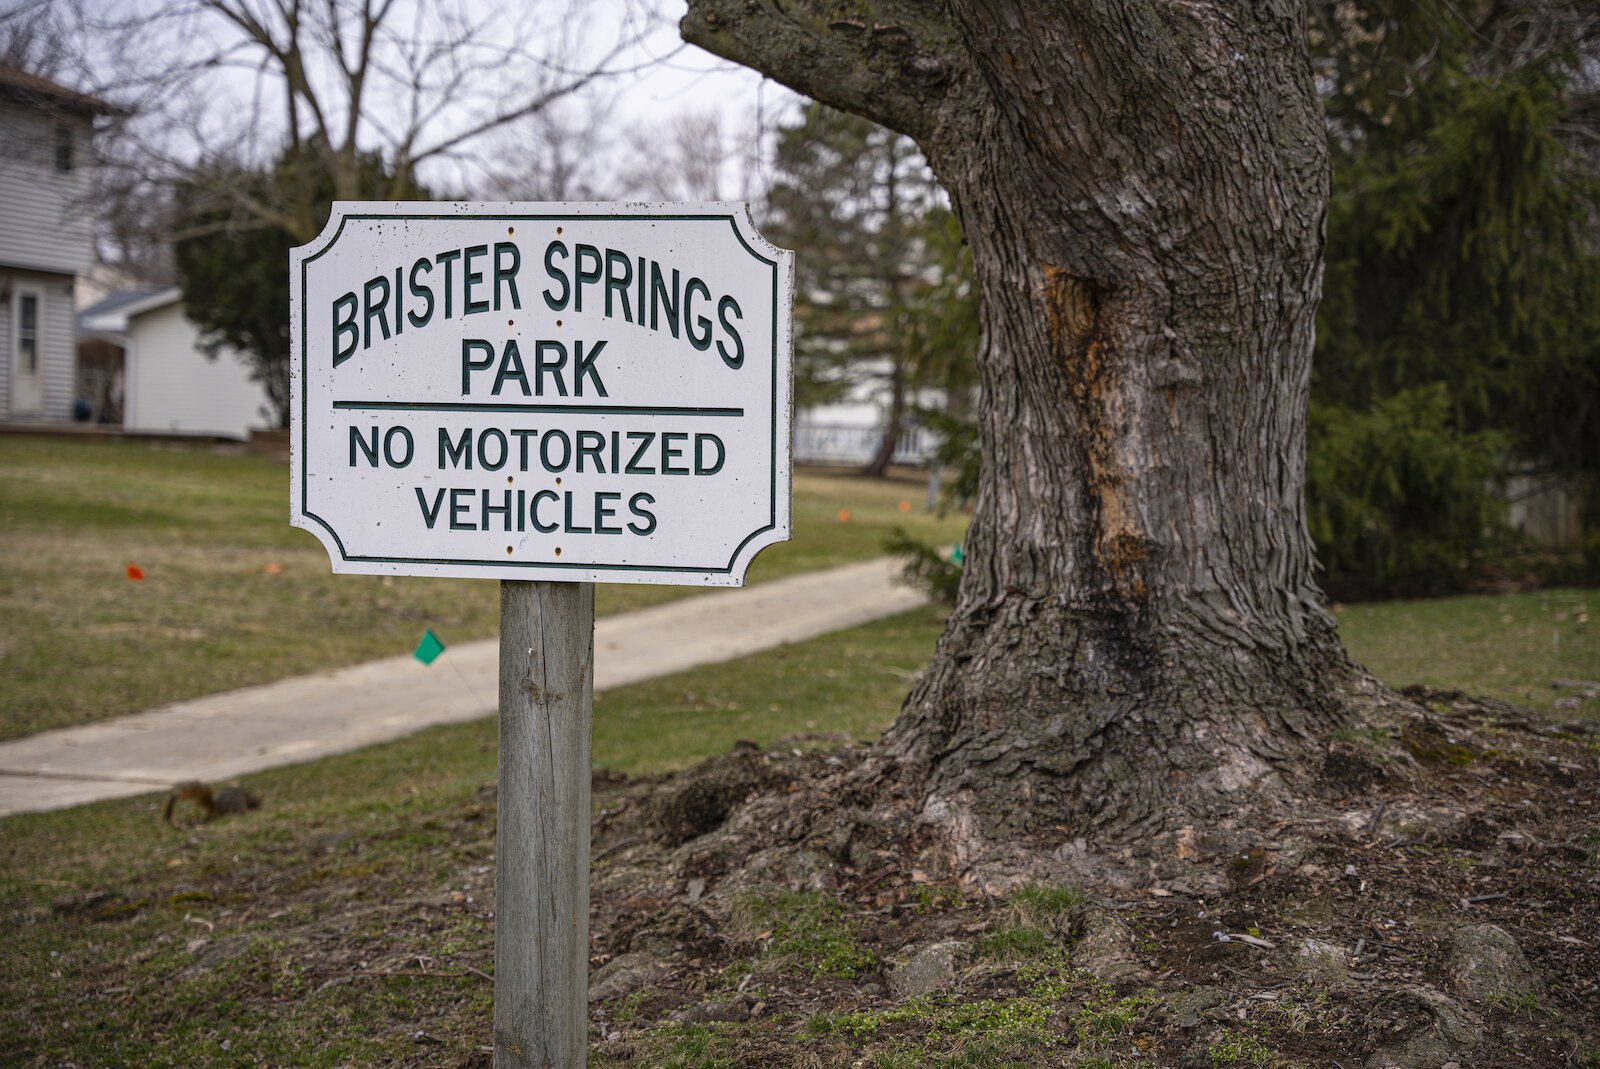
[0,558,925,817]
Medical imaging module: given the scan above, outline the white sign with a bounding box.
[290,202,794,586]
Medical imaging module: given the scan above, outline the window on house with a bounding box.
[17,294,39,374]
[55,123,74,172]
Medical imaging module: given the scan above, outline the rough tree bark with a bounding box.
[683,0,1383,845]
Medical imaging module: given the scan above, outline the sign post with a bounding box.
[495,579,592,1067]
[290,202,793,1067]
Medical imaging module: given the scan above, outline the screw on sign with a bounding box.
[290,202,793,1068]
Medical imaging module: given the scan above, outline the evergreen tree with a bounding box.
[903,205,981,423]
[1311,0,1600,510]
[766,102,973,475]
[173,148,424,426]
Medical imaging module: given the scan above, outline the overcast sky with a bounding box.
[476,1,803,201]
[32,0,802,203]
[614,3,793,125]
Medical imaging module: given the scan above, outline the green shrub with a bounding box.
[885,527,964,604]
[1306,385,1514,595]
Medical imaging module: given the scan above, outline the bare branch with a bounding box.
[0,0,78,78]
[408,64,615,167]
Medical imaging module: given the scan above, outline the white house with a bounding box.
[0,64,113,424]
[78,287,273,440]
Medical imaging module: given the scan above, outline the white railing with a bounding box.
[794,421,937,466]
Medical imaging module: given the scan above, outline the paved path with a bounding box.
[0,558,925,817]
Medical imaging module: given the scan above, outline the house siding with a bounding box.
[124,302,272,439]
[0,94,95,423]
[0,103,95,276]
[1,266,77,421]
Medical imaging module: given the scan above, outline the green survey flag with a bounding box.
[414,629,446,665]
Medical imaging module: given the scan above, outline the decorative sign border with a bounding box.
[289,202,794,586]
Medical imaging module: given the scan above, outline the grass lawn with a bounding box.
[0,436,967,740]
[0,605,949,1068]
[0,433,1589,744]
[1,585,1595,1066]
[1336,587,1595,715]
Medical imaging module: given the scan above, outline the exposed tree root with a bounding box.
[585,693,1599,1066]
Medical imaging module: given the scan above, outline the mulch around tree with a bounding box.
[578,694,1599,1067]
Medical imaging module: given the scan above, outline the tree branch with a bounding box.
[200,0,333,152]
[678,0,970,144]
[407,51,622,168]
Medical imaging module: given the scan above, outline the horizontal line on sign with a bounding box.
[332,401,745,417]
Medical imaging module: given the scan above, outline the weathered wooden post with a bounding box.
[495,580,593,1067]
[291,202,791,1068]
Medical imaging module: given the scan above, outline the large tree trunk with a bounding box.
[684,0,1378,842]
